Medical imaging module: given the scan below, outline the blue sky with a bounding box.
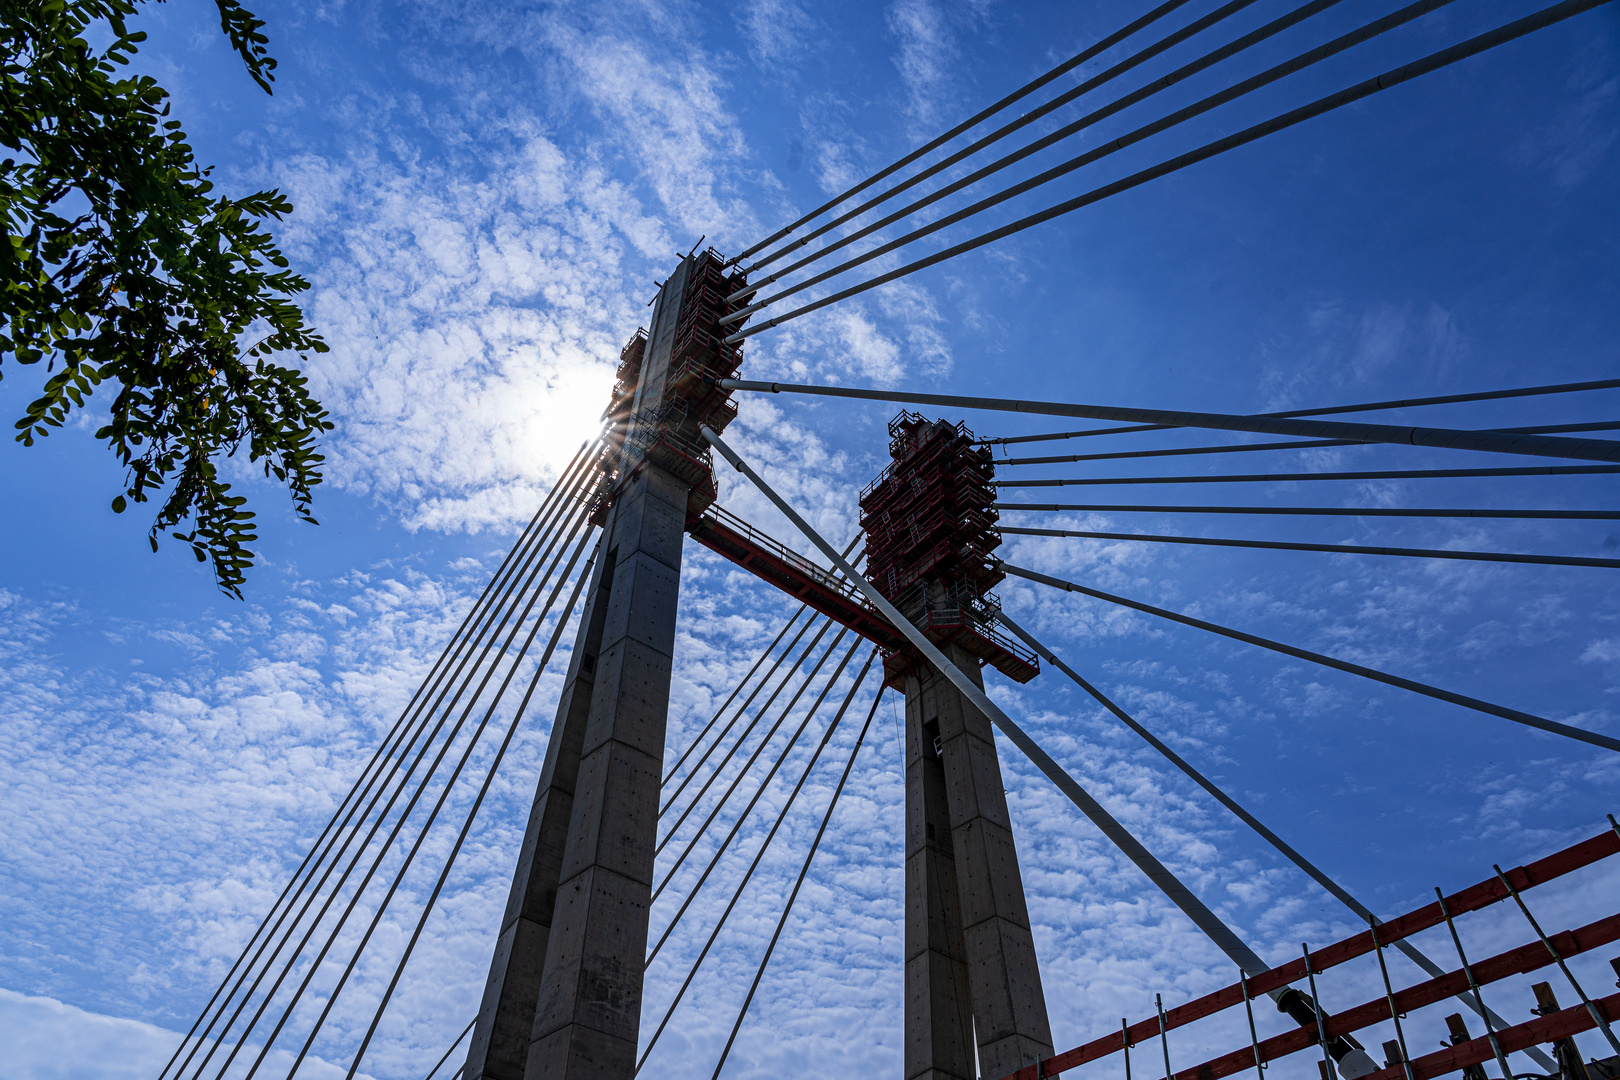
[2,1,1619,1079]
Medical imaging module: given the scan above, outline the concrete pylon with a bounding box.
[904,640,1053,1080]
[466,261,696,1080]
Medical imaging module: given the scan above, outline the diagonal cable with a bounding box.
[724,0,1612,343]
[342,537,601,1080]
[180,453,600,1080]
[994,608,1558,1071]
[635,651,879,1072]
[1000,464,1620,487]
[708,689,884,1080]
[730,0,1194,264]
[247,505,599,1080]
[654,626,852,884]
[999,560,1620,753]
[1000,525,1620,570]
[647,638,866,962]
[995,501,1620,520]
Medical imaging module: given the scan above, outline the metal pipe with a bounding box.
[1158,993,1176,1080]
[1304,945,1336,1079]
[995,502,1620,520]
[1242,972,1268,1080]
[1435,889,1516,1080]
[999,525,1620,570]
[1371,923,1417,1080]
[1493,865,1620,1054]
[719,379,1620,465]
[999,560,1620,753]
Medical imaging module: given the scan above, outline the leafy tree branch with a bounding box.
[1,0,331,598]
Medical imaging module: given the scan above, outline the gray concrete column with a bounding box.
[524,461,688,1080]
[464,540,618,1080]
[905,662,978,1080]
[907,641,1053,1080]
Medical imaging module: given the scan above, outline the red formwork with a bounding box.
[860,410,1034,686]
[994,828,1620,1080]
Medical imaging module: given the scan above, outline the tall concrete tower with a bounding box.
[463,250,747,1080]
[861,413,1053,1080]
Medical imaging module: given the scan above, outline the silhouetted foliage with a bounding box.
[1,0,331,597]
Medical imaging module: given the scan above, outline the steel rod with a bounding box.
[720,379,1620,464]
[999,526,1620,570]
[1436,890,1516,1080]
[1001,560,1620,753]
[1493,864,1620,1054]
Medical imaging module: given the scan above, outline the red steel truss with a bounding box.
[993,827,1620,1080]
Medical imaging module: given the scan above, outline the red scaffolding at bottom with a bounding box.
[995,827,1620,1080]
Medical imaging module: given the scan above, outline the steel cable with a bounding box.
[661,614,829,817]
[721,378,1620,464]
[342,537,602,1080]
[646,638,866,963]
[1000,559,1620,753]
[653,625,852,881]
[176,449,601,1080]
[994,421,1620,465]
[996,501,1620,519]
[994,608,1558,1071]
[663,606,808,788]
[196,466,600,1080]
[727,0,1461,327]
[245,501,600,1080]
[162,443,597,1080]
[1000,525,1620,569]
[635,651,880,1073]
[730,0,1195,265]
[979,379,1620,446]
[661,536,861,809]
[656,618,837,846]
[736,0,1294,284]
[1000,464,1620,486]
[725,0,1611,344]
[708,689,885,1080]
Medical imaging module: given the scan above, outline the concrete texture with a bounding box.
[904,641,1053,1080]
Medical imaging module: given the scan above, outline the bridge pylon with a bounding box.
[464,249,748,1080]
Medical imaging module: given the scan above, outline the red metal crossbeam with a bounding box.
[1375,990,1618,1080]
[995,828,1620,1080]
[1172,911,1620,1080]
[685,508,907,653]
